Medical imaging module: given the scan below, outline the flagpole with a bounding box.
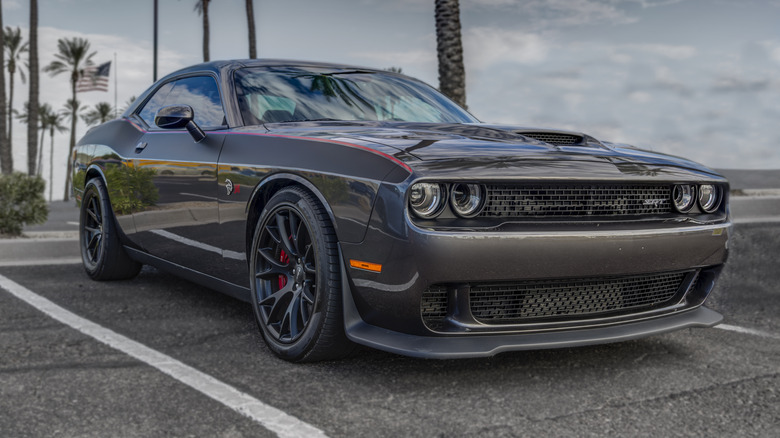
[114,52,118,117]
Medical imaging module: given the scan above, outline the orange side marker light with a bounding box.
[349,259,382,273]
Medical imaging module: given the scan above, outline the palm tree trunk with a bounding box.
[64,79,76,201]
[0,5,11,174]
[246,0,257,59]
[434,0,467,108]
[36,126,45,176]
[7,72,13,150]
[202,0,210,62]
[49,126,54,202]
[27,0,40,177]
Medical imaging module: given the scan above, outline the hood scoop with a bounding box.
[516,131,585,146]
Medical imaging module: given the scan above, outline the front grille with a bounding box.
[519,132,583,146]
[470,272,688,324]
[480,184,672,218]
[421,285,448,330]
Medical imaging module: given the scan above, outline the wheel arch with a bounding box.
[244,173,340,260]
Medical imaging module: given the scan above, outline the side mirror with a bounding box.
[154,105,206,143]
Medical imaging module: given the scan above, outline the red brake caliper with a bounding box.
[278,249,289,289]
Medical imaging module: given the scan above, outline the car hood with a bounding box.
[262,121,725,181]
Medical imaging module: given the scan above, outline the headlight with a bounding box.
[450,183,485,218]
[672,184,695,213]
[409,183,446,218]
[698,184,721,213]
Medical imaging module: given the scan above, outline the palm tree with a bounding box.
[82,102,114,126]
[0,5,10,174]
[42,106,66,202]
[35,103,51,176]
[4,26,28,154]
[44,37,96,200]
[246,0,256,58]
[194,0,211,62]
[434,0,466,108]
[27,0,39,176]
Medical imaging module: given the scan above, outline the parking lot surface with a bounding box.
[1,199,779,437]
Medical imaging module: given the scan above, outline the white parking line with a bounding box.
[0,258,83,267]
[0,274,328,438]
[716,323,780,341]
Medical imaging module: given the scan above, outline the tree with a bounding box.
[82,102,114,126]
[41,105,66,201]
[35,103,52,176]
[44,37,96,200]
[27,0,39,176]
[246,0,256,59]
[434,0,466,108]
[4,26,28,157]
[194,0,211,62]
[0,4,10,174]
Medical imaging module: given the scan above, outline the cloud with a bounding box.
[464,28,549,69]
[618,44,697,60]
[711,76,771,93]
[467,0,638,28]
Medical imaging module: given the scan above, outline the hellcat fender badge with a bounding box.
[225,179,234,196]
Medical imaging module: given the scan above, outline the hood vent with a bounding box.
[518,132,584,146]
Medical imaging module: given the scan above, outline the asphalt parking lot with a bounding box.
[1,194,779,437]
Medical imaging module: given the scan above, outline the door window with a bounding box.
[137,76,226,129]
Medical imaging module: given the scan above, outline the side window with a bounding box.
[137,82,174,127]
[167,76,226,128]
[136,76,226,129]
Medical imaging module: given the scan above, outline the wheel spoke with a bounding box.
[303,245,316,274]
[284,292,302,339]
[255,264,288,280]
[302,282,315,305]
[257,246,288,269]
[299,293,310,326]
[84,226,99,234]
[264,222,282,245]
[259,284,292,323]
[275,211,298,258]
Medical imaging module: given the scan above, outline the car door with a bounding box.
[129,74,229,277]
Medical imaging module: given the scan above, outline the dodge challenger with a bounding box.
[73,60,730,362]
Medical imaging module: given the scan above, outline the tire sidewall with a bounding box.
[249,188,335,360]
[80,179,110,277]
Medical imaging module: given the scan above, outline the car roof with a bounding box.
[165,59,387,77]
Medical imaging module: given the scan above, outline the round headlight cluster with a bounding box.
[697,184,721,213]
[672,184,696,213]
[409,183,446,218]
[450,183,486,218]
[672,183,722,214]
[408,182,487,219]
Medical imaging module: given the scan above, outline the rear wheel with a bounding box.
[250,187,353,362]
[80,178,141,280]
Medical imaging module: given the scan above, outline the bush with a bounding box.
[0,172,49,236]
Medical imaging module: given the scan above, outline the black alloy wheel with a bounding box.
[82,190,104,267]
[250,187,352,362]
[79,178,141,281]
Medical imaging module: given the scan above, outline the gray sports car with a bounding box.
[73,60,730,362]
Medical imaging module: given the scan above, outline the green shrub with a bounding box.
[0,172,49,236]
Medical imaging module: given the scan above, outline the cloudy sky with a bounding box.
[3,0,780,199]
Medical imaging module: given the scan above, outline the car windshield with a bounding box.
[234,67,478,125]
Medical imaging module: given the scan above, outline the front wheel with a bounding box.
[80,178,141,281]
[249,187,353,362]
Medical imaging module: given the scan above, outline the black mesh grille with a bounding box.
[470,272,688,323]
[480,184,672,218]
[421,285,448,330]
[520,132,583,146]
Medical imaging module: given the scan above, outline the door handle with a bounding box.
[134,142,148,154]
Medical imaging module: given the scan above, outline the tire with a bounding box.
[249,187,353,362]
[80,178,142,281]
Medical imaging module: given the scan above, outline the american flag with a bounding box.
[76,61,111,93]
